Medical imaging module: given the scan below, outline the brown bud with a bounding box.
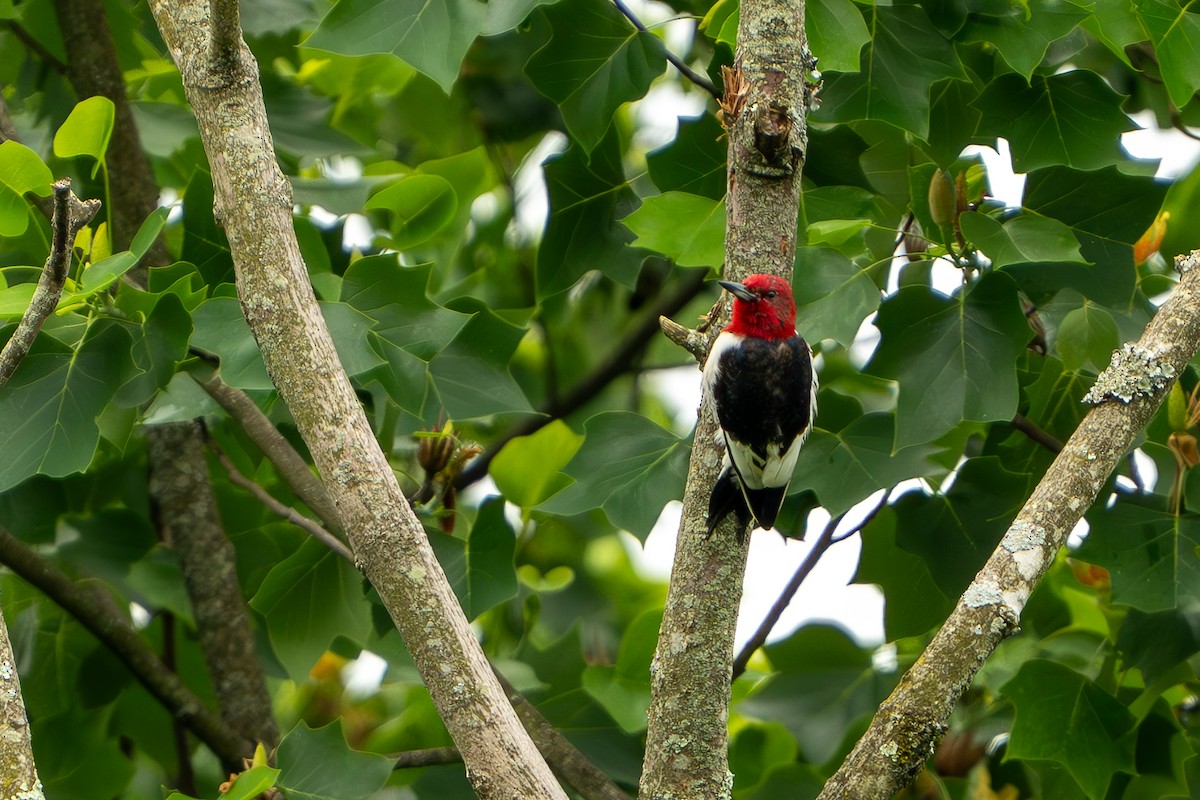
[1170,431,1200,469]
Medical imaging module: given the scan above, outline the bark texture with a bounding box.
[639,0,811,796]
[817,252,1200,798]
[0,595,41,800]
[147,4,566,797]
[147,421,278,748]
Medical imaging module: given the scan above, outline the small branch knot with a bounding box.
[1083,342,1176,405]
[1175,250,1200,274]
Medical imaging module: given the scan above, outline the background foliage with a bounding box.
[1,0,1200,797]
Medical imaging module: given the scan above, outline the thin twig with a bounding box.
[610,0,720,100]
[0,524,251,768]
[1011,413,1064,454]
[0,179,99,388]
[4,21,68,73]
[732,490,890,679]
[206,433,354,562]
[392,746,462,769]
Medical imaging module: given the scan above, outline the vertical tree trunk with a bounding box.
[639,0,812,797]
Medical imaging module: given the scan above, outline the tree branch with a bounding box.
[0,588,40,800]
[147,421,279,748]
[392,747,462,769]
[0,525,250,768]
[610,0,721,99]
[732,491,889,679]
[817,252,1200,798]
[1011,412,1064,454]
[456,270,707,490]
[640,1,812,794]
[147,5,566,796]
[206,430,353,562]
[0,179,99,388]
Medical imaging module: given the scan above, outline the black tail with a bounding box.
[707,469,752,539]
[743,485,787,531]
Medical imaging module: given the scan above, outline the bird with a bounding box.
[703,274,817,538]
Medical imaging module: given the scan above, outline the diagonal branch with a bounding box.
[610,0,720,99]
[0,179,99,388]
[0,525,250,768]
[817,252,1200,798]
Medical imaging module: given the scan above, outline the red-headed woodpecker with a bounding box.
[703,274,817,537]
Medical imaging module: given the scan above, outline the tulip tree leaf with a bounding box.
[867,271,1030,449]
[960,0,1088,79]
[490,420,584,507]
[791,246,880,348]
[0,140,53,196]
[340,258,470,411]
[622,192,726,269]
[540,411,689,540]
[958,211,1086,269]
[525,0,666,152]
[808,0,873,72]
[973,71,1134,172]
[277,722,392,800]
[191,297,273,390]
[53,96,115,173]
[307,0,486,93]
[0,321,131,492]
[113,293,193,408]
[645,113,728,201]
[1076,502,1200,613]
[364,174,458,249]
[792,413,938,517]
[1054,303,1119,372]
[249,538,373,680]
[857,458,1022,638]
[428,305,533,419]
[582,609,659,732]
[538,133,646,295]
[816,5,965,137]
[223,766,281,800]
[462,498,519,619]
[1003,660,1136,799]
[1132,0,1200,108]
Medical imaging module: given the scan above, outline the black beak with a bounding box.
[717,280,757,302]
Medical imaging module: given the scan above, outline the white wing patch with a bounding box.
[702,331,738,400]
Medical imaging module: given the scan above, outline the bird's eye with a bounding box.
[765,290,777,299]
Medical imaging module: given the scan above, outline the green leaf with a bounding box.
[0,140,53,196]
[277,722,393,800]
[249,538,373,679]
[645,113,727,201]
[1014,166,1167,305]
[483,0,558,34]
[224,765,281,800]
[463,497,518,619]
[792,246,880,348]
[525,0,666,152]
[191,297,273,390]
[792,413,938,517]
[0,184,28,237]
[428,305,533,418]
[537,133,645,294]
[1076,502,1200,613]
[0,283,37,319]
[341,258,469,412]
[623,192,725,269]
[540,411,689,540]
[1054,303,1119,372]
[79,252,138,294]
[857,458,1022,637]
[867,272,1031,449]
[321,301,388,378]
[489,420,584,507]
[582,609,659,732]
[306,0,486,93]
[1003,660,1136,799]
[33,705,134,799]
[815,5,965,136]
[113,292,192,407]
[52,96,116,174]
[959,211,1086,269]
[1115,607,1200,683]
[737,625,894,764]
[365,174,458,249]
[0,321,131,491]
[973,72,1134,172]
[960,0,1088,79]
[1133,0,1200,108]
[809,0,873,72]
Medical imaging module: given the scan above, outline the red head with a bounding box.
[719,274,796,340]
